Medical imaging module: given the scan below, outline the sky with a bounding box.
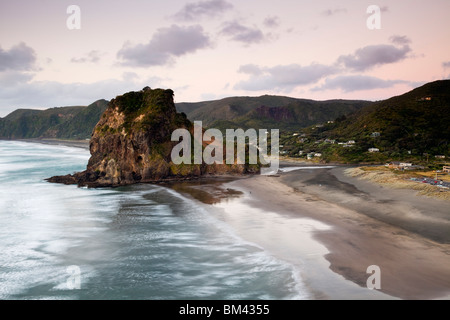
[0,0,449,116]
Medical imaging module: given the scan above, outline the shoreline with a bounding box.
[228,168,450,299]
[1,138,90,150]
[172,166,450,300]
[212,178,394,300]
[168,169,392,300]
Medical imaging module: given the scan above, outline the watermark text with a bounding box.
[171,121,279,175]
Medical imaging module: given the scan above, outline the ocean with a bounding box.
[0,140,309,300]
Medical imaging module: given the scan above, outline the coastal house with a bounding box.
[368,148,380,153]
[324,139,336,144]
[435,155,446,159]
[347,140,356,145]
[371,132,381,137]
[307,152,316,160]
[298,151,304,156]
[443,166,450,173]
[314,153,322,158]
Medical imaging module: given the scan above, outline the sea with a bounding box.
[0,140,310,300]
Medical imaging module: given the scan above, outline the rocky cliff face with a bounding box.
[48,87,258,187]
[254,106,294,122]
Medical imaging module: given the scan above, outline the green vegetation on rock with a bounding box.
[47,87,258,187]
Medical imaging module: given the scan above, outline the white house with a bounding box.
[368,148,380,153]
[314,153,322,157]
[371,132,381,137]
[347,140,356,145]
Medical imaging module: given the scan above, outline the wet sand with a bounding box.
[236,167,450,299]
[172,166,450,300]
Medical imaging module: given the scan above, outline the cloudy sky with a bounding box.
[0,0,449,116]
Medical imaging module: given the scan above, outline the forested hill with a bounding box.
[296,80,450,162]
[0,95,370,140]
[177,95,370,131]
[0,100,108,140]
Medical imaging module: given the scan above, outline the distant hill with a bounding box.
[284,80,450,163]
[0,95,370,141]
[0,100,109,140]
[176,95,300,126]
[176,95,370,131]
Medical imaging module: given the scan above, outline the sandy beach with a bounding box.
[172,165,450,300]
[11,139,450,299]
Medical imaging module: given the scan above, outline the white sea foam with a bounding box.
[0,140,313,300]
[163,186,311,299]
